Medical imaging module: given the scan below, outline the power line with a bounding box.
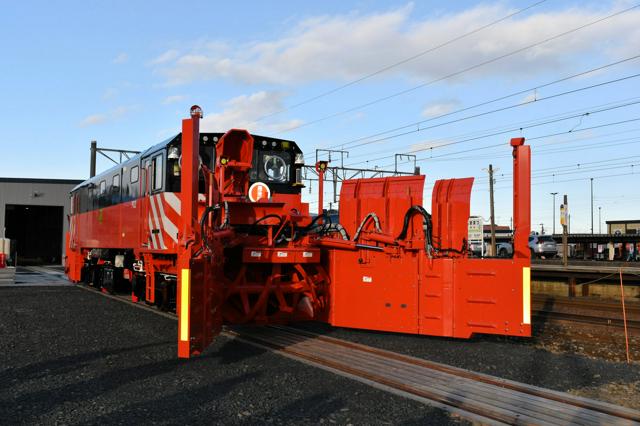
[248,0,548,125]
[344,97,640,163]
[357,103,640,167]
[457,155,640,184]
[277,4,640,134]
[420,137,640,163]
[422,130,640,162]
[335,71,640,151]
[494,168,640,190]
[327,54,640,149]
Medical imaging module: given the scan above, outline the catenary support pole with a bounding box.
[590,178,594,234]
[551,192,558,235]
[562,195,568,267]
[90,140,97,178]
[489,164,496,256]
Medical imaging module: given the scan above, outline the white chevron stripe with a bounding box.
[149,195,166,249]
[148,214,157,249]
[156,194,178,243]
[164,192,181,215]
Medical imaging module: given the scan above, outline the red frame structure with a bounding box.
[66,107,531,358]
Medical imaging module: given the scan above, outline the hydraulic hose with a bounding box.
[396,205,433,253]
[199,205,220,253]
[352,213,382,242]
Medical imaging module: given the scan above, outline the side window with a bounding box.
[99,180,106,207]
[130,166,139,183]
[152,155,163,192]
[129,165,140,200]
[88,187,94,210]
[112,174,121,204]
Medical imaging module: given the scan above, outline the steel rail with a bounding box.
[531,295,640,333]
[73,283,640,426]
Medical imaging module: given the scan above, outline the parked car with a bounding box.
[528,235,557,258]
[468,241,513,257]
[496,242,513,257]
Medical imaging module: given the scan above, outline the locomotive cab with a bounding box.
[164,133,305,196]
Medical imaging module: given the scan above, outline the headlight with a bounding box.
[263,155,288,182]
[168,146,180,160]
[294,153,304,165]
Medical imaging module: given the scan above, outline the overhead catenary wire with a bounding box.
[435,155,640,185]
[344,96,640,165]
[421,131,640,162]
[334,71,640,152]
[356,103,640,167]
[493,168,640,190]
[247,0,549,125]
[276,3,640,134]
[328,54,640,150]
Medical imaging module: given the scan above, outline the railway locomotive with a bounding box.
[66,106,532,358]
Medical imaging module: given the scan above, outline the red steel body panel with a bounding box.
[432,178,474,254]
[339,175,425,238]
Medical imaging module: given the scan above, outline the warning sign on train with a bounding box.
[248,182,271,202]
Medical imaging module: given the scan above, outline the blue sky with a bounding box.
[1,1,639,233]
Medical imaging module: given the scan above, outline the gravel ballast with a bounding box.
[0,286,464,425]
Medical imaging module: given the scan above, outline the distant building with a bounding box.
[483,224,512,241]
[0,177,82,265]
[606,220,640,235]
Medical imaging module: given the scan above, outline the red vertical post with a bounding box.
[177,105,202,359]
[511,137,530,259]
[316,161,327,222]
[511,137,531,329]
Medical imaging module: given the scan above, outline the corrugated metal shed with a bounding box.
[0,177,83,265]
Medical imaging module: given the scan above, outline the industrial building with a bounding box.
[0,177,81,265]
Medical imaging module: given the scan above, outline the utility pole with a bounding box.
[598,206,602,234]
[488,164,497,256]
[590,177,594,234]
[562,195,569,267]
[551,192,558,235]
[90,140,97,178]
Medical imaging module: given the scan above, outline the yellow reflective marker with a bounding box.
[180,268,190,341]
[523,267,531,325]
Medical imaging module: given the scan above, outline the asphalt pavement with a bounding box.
[0,284,464,425]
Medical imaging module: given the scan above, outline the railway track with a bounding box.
[532,295,640,334]
[76,284,640,425]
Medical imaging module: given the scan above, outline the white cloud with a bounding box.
[162,95,186,105]
[78,105,138,127]
[113,53,128,64]
[150,49,180,65]
[200,91,303,133]
[422,99,460,118]
[102,87,118,100]
[153,3,640,86]
[79,114,108,127]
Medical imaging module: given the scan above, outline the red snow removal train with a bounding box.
[66,106,532,358]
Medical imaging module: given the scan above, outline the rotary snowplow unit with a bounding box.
[175,108,531,358]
